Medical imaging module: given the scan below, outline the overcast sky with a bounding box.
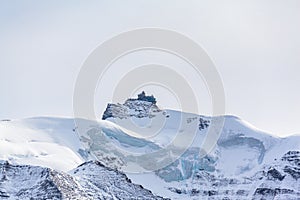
[1,0,300,137]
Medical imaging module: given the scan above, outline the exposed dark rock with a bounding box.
[281,151,300,166]
[137,91,157,104]
[267,168,285,181]
[102,92,161,120]
[284,166,300,180]
[191,189,200,195]
[208,190,217,196]
[281,151,300,180]
[0,190,9,198]
[199,117,210,131]
[254,187,296,199]
[254,188,276,196]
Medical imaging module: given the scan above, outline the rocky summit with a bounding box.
[102,91,161,120]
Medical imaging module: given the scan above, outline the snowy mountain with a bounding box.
[0,92,299,199]
[99,92,300,199]
[0,160,165,199]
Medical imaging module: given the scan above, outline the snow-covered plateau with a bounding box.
[0,92,299,199]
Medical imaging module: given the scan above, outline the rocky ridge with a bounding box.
[0,161,166,200]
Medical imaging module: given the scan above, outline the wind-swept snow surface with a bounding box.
[0,117,84,171]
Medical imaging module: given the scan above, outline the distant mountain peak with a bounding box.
[135,91,157,104]
[102,91,161,120]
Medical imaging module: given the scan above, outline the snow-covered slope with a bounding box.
[71,161,166,199]
[99,92,300,199]
[0,92,299,199]
[0,116,159,171]
[0,117,85,171]
[0,160,165,200]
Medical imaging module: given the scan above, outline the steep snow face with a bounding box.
[0,116,161,171]
[103,105,298,178]
[127,150,300,200]
[0,161,165,200]
[0,117,85,171]
[100,94,300,199]
[71,161,165,200]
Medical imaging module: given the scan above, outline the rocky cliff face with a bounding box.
[0,161,84,199]
[2,153,298,200]
[99,93,300,199]
[252,151,300,200]
[71,161,166,200]
[164,151,300,199]
[0,161,166,200]
[102,91,161,120]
